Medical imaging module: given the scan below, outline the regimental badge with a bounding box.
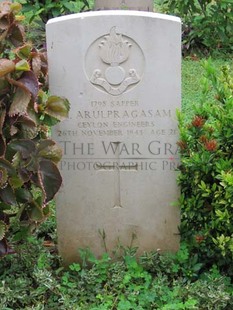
[86,27,144,96]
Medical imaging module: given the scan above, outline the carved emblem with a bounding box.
[86,27,143,96]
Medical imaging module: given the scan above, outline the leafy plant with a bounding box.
[0,1,69,255]
[0,238,232,309]
[140,243,202,281]
[177,59,233,274]
[161,0,233,54]
[18,0,92,24]
[185,266,233,310]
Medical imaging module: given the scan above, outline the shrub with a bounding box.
[177,59,233,275]
[18,0,91,24]
[162,0,233,54]
[0,1,69,255]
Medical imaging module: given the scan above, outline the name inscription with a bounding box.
[76,109,171,119]
[55,99,179,172]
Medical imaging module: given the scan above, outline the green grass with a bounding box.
[182,57,232,117]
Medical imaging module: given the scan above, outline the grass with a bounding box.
[182,57,232,117]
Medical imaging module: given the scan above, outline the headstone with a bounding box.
[46,11,181,264]
[95,0,153,11]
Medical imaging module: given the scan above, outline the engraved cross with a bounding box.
[97,142,137,208]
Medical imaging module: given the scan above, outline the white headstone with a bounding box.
[46,11,181,264]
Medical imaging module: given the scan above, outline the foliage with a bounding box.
[181,57,231,116]
[161,0,233,54]
[185,266,233,310]
[14,0,94,50]
[177,59,233,274]
[140,243,203,281]
[0,1,69,255]
[0,238,232,309]
[17,0,92,24]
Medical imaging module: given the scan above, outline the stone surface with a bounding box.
[95,0,153,11]
[46,11,181,264]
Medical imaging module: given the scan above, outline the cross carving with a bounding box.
[96,142,137,208]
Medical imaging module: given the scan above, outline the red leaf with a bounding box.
[0,108,6,134]
[38,159,62,203]
[0,239,8,257]
[0,134,5,157]
[32,53,42,77]
[8,139,36,159]
[0,59,15,77]
[9,86,31,116]
[0,185,17,205]
[0,2,12,15]
[8,23,25,47]
[7,71,39,100]
[40,51,48,76]
[17,71,39,100]
[0,238,15,257]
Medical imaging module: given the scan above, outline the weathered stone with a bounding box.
[46,11,181,264]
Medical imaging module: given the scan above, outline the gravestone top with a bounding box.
[47,10,180,24]
[95,0,153,11]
